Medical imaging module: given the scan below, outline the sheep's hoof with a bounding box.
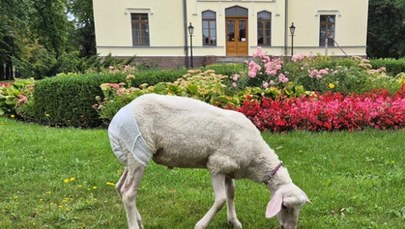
[228,218,242,229]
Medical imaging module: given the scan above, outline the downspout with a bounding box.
[183,0,189,68]
[284,0,288,56]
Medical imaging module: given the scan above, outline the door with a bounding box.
[226,18,248,56]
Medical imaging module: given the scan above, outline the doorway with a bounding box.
[225,6,248,56]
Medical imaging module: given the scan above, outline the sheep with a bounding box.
[108,93,310,229]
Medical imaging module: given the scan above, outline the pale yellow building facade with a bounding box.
[93,0,369,67]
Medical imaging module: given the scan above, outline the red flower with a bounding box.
[236,88,405,132]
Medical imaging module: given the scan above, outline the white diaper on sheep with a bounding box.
[108,101,154,166]
[108,94,310,229]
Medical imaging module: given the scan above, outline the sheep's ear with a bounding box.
[304,192,312,205]
[265,191,283,218]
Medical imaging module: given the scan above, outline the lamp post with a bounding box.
[188,23,194,68]
[289,23,296,57]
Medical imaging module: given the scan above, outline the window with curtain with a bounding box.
[202,10,216,46]
[319,15,335,47]
[257,11,271,46]
[131,13,149,46]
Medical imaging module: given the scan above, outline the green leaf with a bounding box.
[186,83,198,95]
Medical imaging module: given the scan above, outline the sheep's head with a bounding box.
[266,183,310,229]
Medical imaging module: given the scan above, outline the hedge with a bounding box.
[19,69,187,127]
[23,73,126,127]
[201,63,246,77]
[370,58,405,76]
[131,69,187,87]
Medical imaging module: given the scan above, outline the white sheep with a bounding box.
[108,94,310,229]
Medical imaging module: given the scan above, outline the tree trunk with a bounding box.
[5,61,13,80]
[0,63,4,80]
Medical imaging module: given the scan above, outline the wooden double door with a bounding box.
[226,17,248,56]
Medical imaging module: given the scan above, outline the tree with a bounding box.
[32,0,70,58]
[0,0,33,80]
[67,0,96,57]
[367,0,405,58]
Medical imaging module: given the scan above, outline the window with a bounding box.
[257,11,271,46]
[225,6,248,17]
[202,11,216,45]
[319,15,335,47]
[131,13,149,46]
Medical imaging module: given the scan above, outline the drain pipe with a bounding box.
[183,0,189,68]
[284,0,288,56]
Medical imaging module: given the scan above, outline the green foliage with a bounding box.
[280,55,403,95]
[0,0,33,80]
[0,78,34,116]
[13,42,102,79]
[130,68,187,87]
[27,73,126,127]
[95,70,241,122]
[66,0,96,57]
[32,0,70,57]
[6,55,405,128]
[12,44,59,79]
[20,66,186,127]
[370,58,405,76]
[201,63,246,77]
[367,0,405,58]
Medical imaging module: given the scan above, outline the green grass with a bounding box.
[1,117,404,228]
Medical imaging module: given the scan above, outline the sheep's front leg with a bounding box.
[225,177,242,229]
[118,158,145,229]
[195,173,227,229]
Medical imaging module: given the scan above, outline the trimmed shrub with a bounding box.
[27,73,126,127]
[130,69,187,87]
[201,63,246,77]
[370,58,405,76]
[18,68,187,127]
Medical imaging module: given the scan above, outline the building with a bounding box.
[92,0,369,68]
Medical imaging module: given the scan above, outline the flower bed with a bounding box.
[0,82,11,88]
[238,86,405,132]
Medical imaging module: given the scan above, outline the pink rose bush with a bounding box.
[246,47,288,88]
[238,85,405,132]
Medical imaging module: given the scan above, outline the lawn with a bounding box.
[1,117,404,228]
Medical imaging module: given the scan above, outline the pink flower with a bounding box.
[309,69,318,78]
[232,82,237,88]
[318,69,329,75]
[292,54,306,62]
[263,81,269,89]
[252,47,265,58]
[248,61,261,78]
[309,68,328,79]
[116,88,126,96]
[17,94,28,105]
[232,74,240,81]
[278,74,289,83]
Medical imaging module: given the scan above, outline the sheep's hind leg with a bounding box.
[195,173,227,229]
[225,177,242,229]
[118,157,145,229]
[115,168,128,198]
